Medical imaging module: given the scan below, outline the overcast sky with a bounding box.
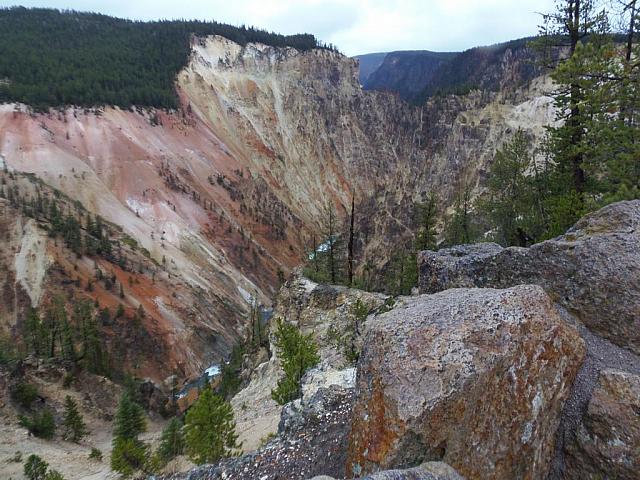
[1,0,557,56]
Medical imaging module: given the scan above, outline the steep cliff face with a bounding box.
[0,35,556,382]
[178,35,556,273]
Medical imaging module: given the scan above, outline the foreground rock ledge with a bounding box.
[418,200,640,354]
[347,285,585,480]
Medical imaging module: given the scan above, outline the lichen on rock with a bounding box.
[347,285,585,480]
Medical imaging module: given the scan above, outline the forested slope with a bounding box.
[0,7,329,110]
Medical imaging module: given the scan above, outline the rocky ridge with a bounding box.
[231,274,387,452]
[564,369,640,479]
[167,200,640,480]
[165,386,354,480]
[418,200,640,354]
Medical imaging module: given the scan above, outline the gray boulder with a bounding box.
[418,200,640,354]
[564,369,640,480]
[347,285,585,480]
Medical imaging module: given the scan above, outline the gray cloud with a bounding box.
[0,0,556,55]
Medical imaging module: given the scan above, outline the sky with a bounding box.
[0,0,557,56]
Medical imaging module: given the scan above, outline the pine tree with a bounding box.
[305,202,349,285]
[157,417,184,461]
[478,130,548,246]
[326,202,341,284]
[44,470,65,480]
[24,454,48,480]
[444,181,477,246]
[111,392,147,475]
[24,307,46,356]
[344,299,370,363]
[347,195,356,286]
[542,1,607,185]
[111,437,147,477]
[82,314,107,376]
[588,2,640,203]
[112,392,146,441]
[387,248,418,296]
[60,317,76,365]
[183,388,240,464]
[45,296,68,358]
[18,409,56,439]
[270,319,320,405]
[414,192,439,251]
[537,0,611,233]
[62,395,87,443]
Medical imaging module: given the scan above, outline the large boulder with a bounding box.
[347,285,585,480]
[418,200,640,354]
[564,369,640,480]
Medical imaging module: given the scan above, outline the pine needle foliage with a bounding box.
[18,409,56,439]
[183,388,240,465]
[112,392,146,441]
[0,7,332,110]
[157,417,185,461]
[477,129,548,246]
[270,319,320,405]
[62,395,87,443]
[24,455,48,480]
[110,437,147,477]
[110,392,147,476]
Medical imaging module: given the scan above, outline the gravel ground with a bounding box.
[546,306,640,480]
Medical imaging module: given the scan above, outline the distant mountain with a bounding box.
[363,50,458,101]
[414,37,540,102]
[357,38,543,104]
[354,52,388,85]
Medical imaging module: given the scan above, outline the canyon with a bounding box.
[0,34,555,383]
[4,28,616,480]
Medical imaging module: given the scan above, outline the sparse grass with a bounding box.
[258,432,276,448]
[88,448,103,462]
[121,234,138,250]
